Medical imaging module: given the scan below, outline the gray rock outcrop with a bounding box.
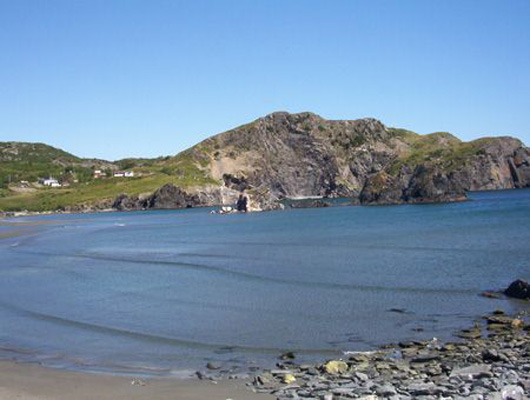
[182,112,530,208]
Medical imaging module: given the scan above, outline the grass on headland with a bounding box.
[0,172,219,212]
[387,130,486,175]
[0,146,220,212]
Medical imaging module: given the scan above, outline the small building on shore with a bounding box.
[113,171,134,178]
[39,178,61,187]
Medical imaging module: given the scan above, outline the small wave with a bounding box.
[154,238,500,254]
[0,344,38,355]
[0,300,339,355]
[11,248,474,295]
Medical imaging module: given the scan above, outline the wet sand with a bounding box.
[0,361,273,400]
[0,231,23,239]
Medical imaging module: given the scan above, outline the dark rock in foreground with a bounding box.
[505,279,530,300]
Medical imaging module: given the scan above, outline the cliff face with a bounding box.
[175,112,529,207]
[450,138,530,190]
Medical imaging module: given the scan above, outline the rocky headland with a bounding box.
[1,112,529,212]
[183,112,529,209]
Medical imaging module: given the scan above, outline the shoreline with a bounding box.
[248,309,529,400]
[1,187,528,220]
[183,307,529,397]
[0,359,273,400]
[0,309,527,400]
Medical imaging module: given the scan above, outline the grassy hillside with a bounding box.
[0,173,218,212]
[387,131,487,174]
[0,142,87,187]
[0,144,218,212]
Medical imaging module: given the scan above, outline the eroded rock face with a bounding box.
[451,138,530,190]
[192,112,530,208]
[112,184,204,211]
[200,112,390,200]
[403,166,467,203]
[359,165,467,205]
[147,184,200,209]
[112,194,145,211]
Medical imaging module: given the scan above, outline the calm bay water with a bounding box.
[0,190,529,376]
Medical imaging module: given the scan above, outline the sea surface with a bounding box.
[0,190,529,376]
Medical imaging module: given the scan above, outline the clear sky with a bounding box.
[0,0,529,160]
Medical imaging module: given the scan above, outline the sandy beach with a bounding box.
[0,361,273,400]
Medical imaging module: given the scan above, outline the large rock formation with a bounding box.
[171,112,529,208]
[359,166,467,205]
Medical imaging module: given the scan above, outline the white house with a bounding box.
[114,171,134,178]
[39,178,61,187]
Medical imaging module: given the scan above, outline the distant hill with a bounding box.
[0,142,115,188]
[0,112,529,212]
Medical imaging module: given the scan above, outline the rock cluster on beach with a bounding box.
[245,310,529,400]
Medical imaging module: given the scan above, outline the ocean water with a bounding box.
[0,189,529,376]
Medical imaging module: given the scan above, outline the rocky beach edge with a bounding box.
[241,308,529,400]
[0,308,527,400]
[197,280,530,400]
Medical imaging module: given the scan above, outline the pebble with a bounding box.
[243,311,529,400]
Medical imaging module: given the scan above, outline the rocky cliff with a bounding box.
[172,112,529,208]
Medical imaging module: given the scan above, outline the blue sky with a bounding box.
[0,0,529,160]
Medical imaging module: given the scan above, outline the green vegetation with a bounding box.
[0,141,219,212]
[388,127,420,144]
[0,170,218,212]
[114,157,169,170]
[155,151,215,179]
[387,131,482,175]
[0,142,88,187]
